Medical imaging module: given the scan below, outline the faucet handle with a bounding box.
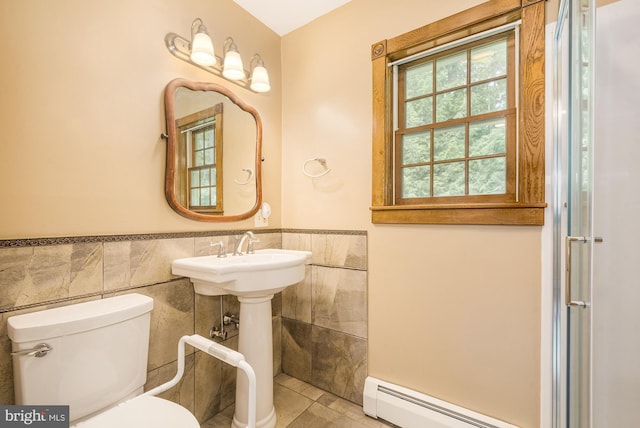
[210,241,226,258]
[246,236,260,254]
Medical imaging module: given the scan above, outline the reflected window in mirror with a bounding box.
[176,103,224,214]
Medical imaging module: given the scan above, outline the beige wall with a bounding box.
[0,0,282,239]
[1,0,543,426]
[281,1,541,427]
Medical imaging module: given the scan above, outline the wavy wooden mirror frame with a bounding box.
[164,78,263,221]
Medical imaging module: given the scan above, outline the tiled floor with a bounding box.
[202,374,396,428]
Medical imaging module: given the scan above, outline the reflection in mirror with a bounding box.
[175,101,224,213]
[164,79,262,221]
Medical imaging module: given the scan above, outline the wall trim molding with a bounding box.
[0,229,367,248]
[281,229,367,236]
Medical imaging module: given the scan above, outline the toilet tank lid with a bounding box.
[7,294,153,344]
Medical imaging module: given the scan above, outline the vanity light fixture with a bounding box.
[222,38,244,80]
[166,18,271,93]
[249,54,270,93]
[190,19,215,66]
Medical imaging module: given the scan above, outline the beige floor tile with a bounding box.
[201,404,234,427]
[318,393,396,427]
[275,373,325,401]
[200,413,233,428]
[274,383,314,427]
[203,375,393,428]
[286,402,370,428]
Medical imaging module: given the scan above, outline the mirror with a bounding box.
[164,78,262,221]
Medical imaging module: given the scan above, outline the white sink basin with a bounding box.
[172,248,312,298]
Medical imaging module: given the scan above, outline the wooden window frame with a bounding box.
[371,0,546,225]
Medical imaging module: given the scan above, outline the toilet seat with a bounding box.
[72,395,200,428]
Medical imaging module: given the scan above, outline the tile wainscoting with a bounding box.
[281,232,368,405]
[0,229,367,422]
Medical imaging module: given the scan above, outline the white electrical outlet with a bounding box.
[254,210,268,227]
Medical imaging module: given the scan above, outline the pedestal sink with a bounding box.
[172,249,311,428]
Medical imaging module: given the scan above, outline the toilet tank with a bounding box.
[8,294,153,423]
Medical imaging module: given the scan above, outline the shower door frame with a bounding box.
[552,0,596,427]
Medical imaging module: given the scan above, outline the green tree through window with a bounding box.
[371,0,546,225]
[396,34,515,203]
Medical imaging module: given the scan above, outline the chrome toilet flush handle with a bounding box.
[11,343,53,358]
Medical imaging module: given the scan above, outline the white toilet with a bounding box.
[7,293,200,428]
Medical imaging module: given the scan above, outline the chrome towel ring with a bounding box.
[302,157,331,178]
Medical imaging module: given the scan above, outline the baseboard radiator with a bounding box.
[363,377,519,428]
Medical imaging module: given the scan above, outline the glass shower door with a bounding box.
[554,0,595,427]
[566,0,596,426]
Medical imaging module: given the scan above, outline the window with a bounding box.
[176,104,224,214]
[371,0,546,225]
[397,34,515,203]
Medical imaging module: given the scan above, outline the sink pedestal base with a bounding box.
[231,295,277,428]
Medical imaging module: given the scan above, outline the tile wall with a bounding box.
[0,229,367,421]
[281,231,368,405]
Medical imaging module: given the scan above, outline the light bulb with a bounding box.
[250,65,270,92]
[191,31,215,66]
[223,50,245,80]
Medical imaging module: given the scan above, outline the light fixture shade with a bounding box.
[191,31,215,66]
[250,65,270,93]
[223,50,245,80]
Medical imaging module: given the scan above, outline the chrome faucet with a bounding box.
[233,231,259,255]
[210,241,226,258]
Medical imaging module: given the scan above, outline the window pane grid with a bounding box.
[188,165,217,208]
[188,123,218,209]
[397,34,512,202]
[191,125,216,169]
